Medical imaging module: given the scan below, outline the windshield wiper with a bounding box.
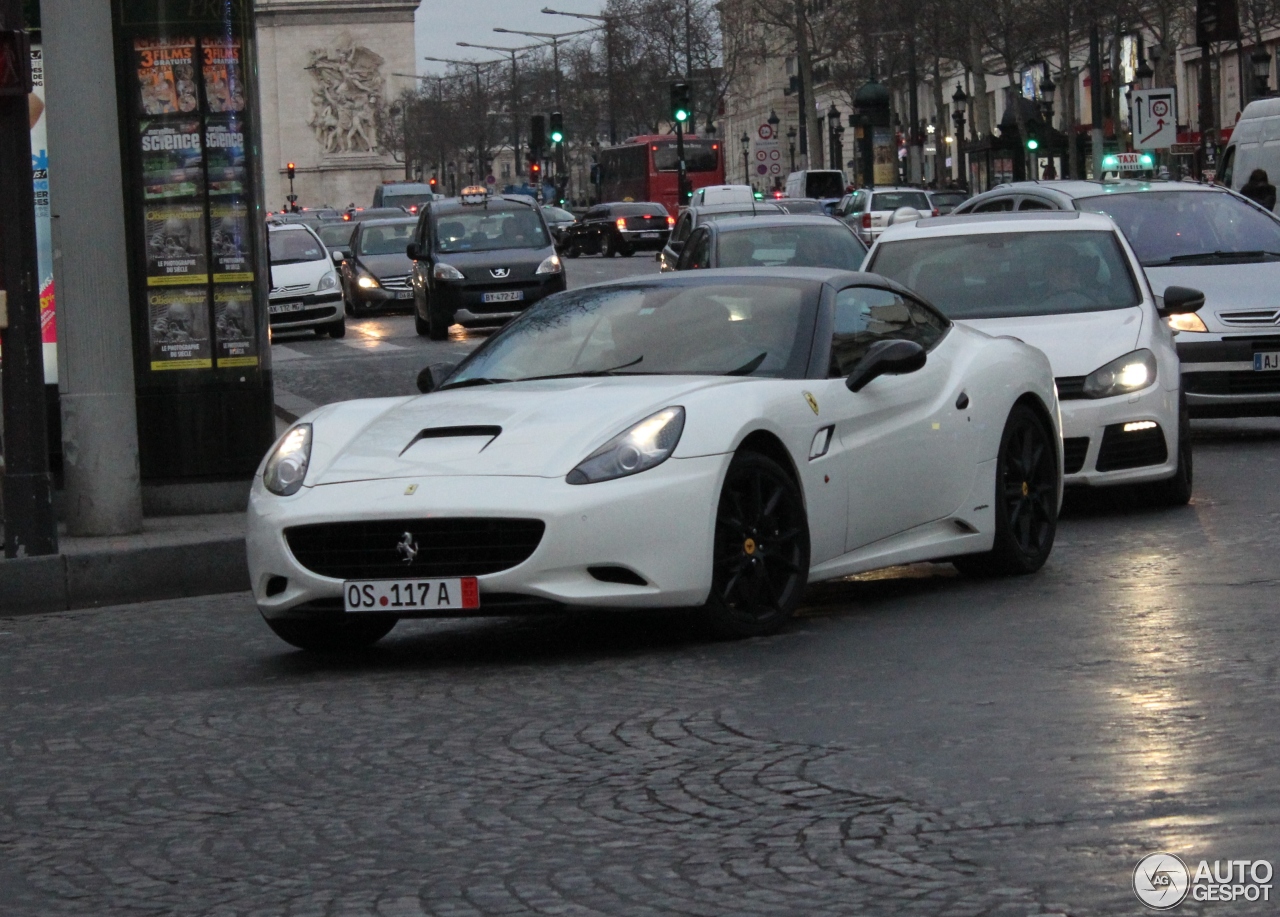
[725,353,768,376]
[520,356,645,382]
[1149,250,1280,265]
[438,377,510,391]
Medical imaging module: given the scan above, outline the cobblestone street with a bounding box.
[2,420,1279,915]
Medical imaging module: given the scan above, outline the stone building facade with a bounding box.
[255,0,419,212]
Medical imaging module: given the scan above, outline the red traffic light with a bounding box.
[286,162,296,180]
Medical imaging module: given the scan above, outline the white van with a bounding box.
[689,184,756,205]
[783,169,846,201]
[1220,98,1280,208]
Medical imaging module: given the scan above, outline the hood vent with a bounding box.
[400,425,502,456]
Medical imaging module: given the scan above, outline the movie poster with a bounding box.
[31,44,57,385]
[134,36,199,116]
[209,202,251,281]
[205,116,246,198]
[201,38,246,113]
[214,285,258,367]
[140,118,203,201]
[147,286,212,370]
[145,202,208,283]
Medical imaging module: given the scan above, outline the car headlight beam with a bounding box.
[356,273,379,289]
[566,407,685,485]
[1082,349,1157,399]
[433,262,465,281]
[536,254,562,274]
[1167,312,1208,333]
[263,424,312,496]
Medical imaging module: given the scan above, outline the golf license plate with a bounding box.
[345,578,480,612]
[268,301,304,315]
[395,290,413,300]
[1254,352,1280,371]
[481,290,523,304]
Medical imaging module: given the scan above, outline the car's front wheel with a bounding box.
[703,451,809,638]
[1148,395,1193,506]
[414,307,430,337]
[264,615,397,652]
[954,403,1057,576]
[563,240,581,258]
[327,316,346,338]
[427,302,451,340]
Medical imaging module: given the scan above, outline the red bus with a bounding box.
[597,135,725,213]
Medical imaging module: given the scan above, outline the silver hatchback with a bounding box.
[834,187,936,244]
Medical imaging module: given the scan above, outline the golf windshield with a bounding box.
[716,225,865,269]
[870,230,1141,319]
[445,280,821,386]
[1074,190,1280,265]
[434,209,550,252]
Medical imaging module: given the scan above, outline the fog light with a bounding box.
[1123,421,1158,432]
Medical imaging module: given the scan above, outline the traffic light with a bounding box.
[530,161,542,183]
[549,111,564,144]
[428,175,437,191]
[1025,123,1040,152]
[286,162,296,180]
[530,114,546,156]
[670,82,691,124]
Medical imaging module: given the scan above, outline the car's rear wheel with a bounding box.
[264,615,397,652]
[703,451,809,638]
[563,240,581,258]
[619,244,635,257]
[954,403,1057,577]
[1147,395,1193,506]
[602,233,618,257]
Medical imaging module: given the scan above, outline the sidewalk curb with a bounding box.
[1,538,249,616]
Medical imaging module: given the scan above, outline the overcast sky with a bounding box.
[412,0,606,78]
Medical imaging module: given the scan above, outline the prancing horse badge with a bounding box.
[803,391,819,415]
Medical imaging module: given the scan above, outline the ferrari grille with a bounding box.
[284,518,545,579]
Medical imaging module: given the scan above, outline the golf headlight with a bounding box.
[536,254,562,274]
[317,271,337,291]
[263,424,312,496]
[1082,349,1157,399]
[566,407,685,485]
[433,262,465,281]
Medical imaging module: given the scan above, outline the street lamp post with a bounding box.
[786,125,797,173]
[827,102,842,179]
[951,82,968,187]
[423,55,505,188]
[1253,47,1273,99]
[543,7,617,143]
[1039,73,1056,179]
[456,41,540,180]
[493,26,596,109]
[740,132,750,185]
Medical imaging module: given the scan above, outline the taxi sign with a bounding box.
[1102,151,1154,172]
[460,185,489,204]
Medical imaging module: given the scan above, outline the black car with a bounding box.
[407,191,567,340]
[542,205,578,248]
[659,201,785,271]
[560,202,671,258]
[335,217,417,315]
[673,215,867,271]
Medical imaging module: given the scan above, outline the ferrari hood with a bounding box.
[959,307,1144,377]
[310,376,739,485]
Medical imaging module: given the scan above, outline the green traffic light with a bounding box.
[1026,138,1039,150]
[550,130,564,143]
[675,109,689,122]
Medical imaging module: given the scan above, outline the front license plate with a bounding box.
[640,232,660,239]
[344,578,480,612]
[481,290,523,303]
[1254,351,1280,371]
[395,290,414,300]
[268,301,304,315]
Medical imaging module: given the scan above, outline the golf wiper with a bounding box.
[520,356,645,381]
[1154,250,1280,265]
[438,377,510,390]
[724,352,768,376]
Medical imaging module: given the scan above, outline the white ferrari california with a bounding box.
[247,269,1063,651]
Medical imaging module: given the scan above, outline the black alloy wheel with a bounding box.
[955,403,1058,576]
[1148,394,1193,506]
[602,232,618,257]
[704,451,810,637]
[264,615,397,652]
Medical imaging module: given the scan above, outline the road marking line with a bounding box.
[271,345,307,361]
[339,337,407,351]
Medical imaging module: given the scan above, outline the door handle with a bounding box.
[955,392,970,410]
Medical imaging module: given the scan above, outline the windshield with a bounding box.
[717,224,865,268]
[446,279,821,385]
[268,229,325,264]
[434,209,549,252]
[358,221,415,256]
[805,173,845,198]
[872,191,931,212]
[543,207,575,222]
[317,223,356,248]
[870,230,1141,319]
[1074,189,1280,265]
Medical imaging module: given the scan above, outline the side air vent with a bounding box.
[588,565,648,586]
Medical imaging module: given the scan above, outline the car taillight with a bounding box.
[616,218,627,230]
[861,213,871,229]
[409,205,418,214]
[667,216,675,226]
[932,208,939,217]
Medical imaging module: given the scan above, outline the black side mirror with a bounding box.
[1159,285,1205,316]
[668,240,685,253]
[845,339,927,392]
[416,362,459,394]
[406,241,421,260]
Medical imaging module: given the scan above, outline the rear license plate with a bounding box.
[481,290,523,304]
[395,290,413,300]
[268,301,304,315]
[1254,352,1280,371]
[344,578,480,612]
[640,232,660,239]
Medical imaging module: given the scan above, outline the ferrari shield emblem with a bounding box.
[803,391,819,415]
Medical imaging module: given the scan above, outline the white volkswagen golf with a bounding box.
[866,212,1204,504]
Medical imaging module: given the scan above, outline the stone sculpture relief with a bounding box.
[306,41,385,154]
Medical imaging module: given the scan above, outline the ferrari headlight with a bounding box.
[263,424,312,496]
[536,254,562,274]
[1168,312,1208,333]
[1082,349,1157,399]
[317,271,337,291]
[433,262,465,281]
[566,407,685,485]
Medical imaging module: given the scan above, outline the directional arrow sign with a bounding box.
[1131,89,1177,150]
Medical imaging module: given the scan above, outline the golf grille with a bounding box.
[285,518,544,580]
